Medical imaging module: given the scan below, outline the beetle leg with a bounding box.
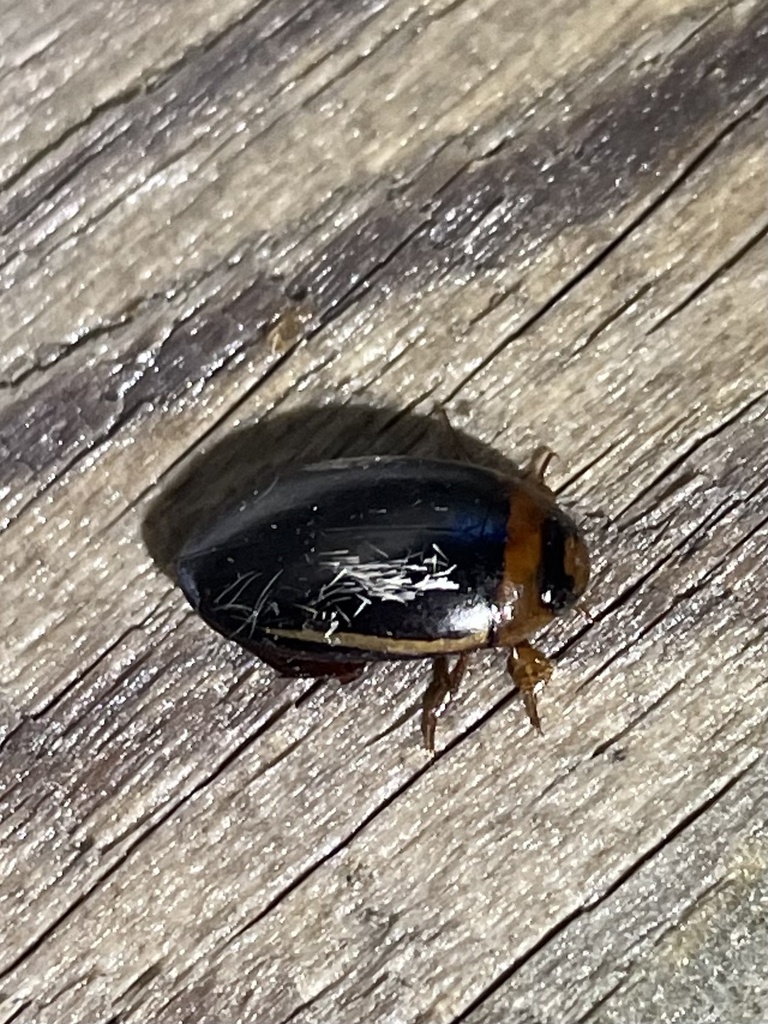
[432,403,475,462]
[507,642,553,733]
[421,656,451,753]
[421,652,470,753]
[524,446,557,485]
[256,644,365,683]
[333,664,365,684]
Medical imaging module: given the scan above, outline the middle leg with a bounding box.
[421,651,471,752]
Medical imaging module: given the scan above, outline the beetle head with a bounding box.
[537,515,590,615]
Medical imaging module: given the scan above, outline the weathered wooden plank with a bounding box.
[456,754,768,1024]
[3,0,765,490]
[5,388,764,1022]
[2,0,765,713]
[0,0,261,183]
[0,0,766,1021]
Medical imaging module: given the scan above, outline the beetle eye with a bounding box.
[539,584,573,612]
[538,517,587,613]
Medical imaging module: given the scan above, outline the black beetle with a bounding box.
[176,452,589,750]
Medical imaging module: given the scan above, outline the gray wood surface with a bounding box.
[1,0,766,1021]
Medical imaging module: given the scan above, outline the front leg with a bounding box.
[507,642,553,733]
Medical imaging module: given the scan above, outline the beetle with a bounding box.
[176,451,590,750]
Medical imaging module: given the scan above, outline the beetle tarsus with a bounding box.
[508,643,553,733]
[421,652,470,752]
[522,685,543,735]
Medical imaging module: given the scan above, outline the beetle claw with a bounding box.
[521,685,543,734]
[421,710,438,755]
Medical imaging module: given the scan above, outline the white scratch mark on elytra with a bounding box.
[215,568,283,638]
[316,544,460,607]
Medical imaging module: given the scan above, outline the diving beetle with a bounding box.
[176,450,590,750]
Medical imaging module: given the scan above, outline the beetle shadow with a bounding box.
[142,402,522,578]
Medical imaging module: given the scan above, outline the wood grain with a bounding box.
[1,0,766,1021]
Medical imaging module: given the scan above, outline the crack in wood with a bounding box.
[648,218,768,335]
[447,756,759,1024]
[444,87,768,403]
[574,974,632,1024]
[0,696,294,982]
[0,607,166,756]
[616,391,768,521]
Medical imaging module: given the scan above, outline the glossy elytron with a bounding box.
[177,453,590,750]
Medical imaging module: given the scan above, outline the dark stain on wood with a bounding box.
[1,7,766,512]
[0,0,388,233]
